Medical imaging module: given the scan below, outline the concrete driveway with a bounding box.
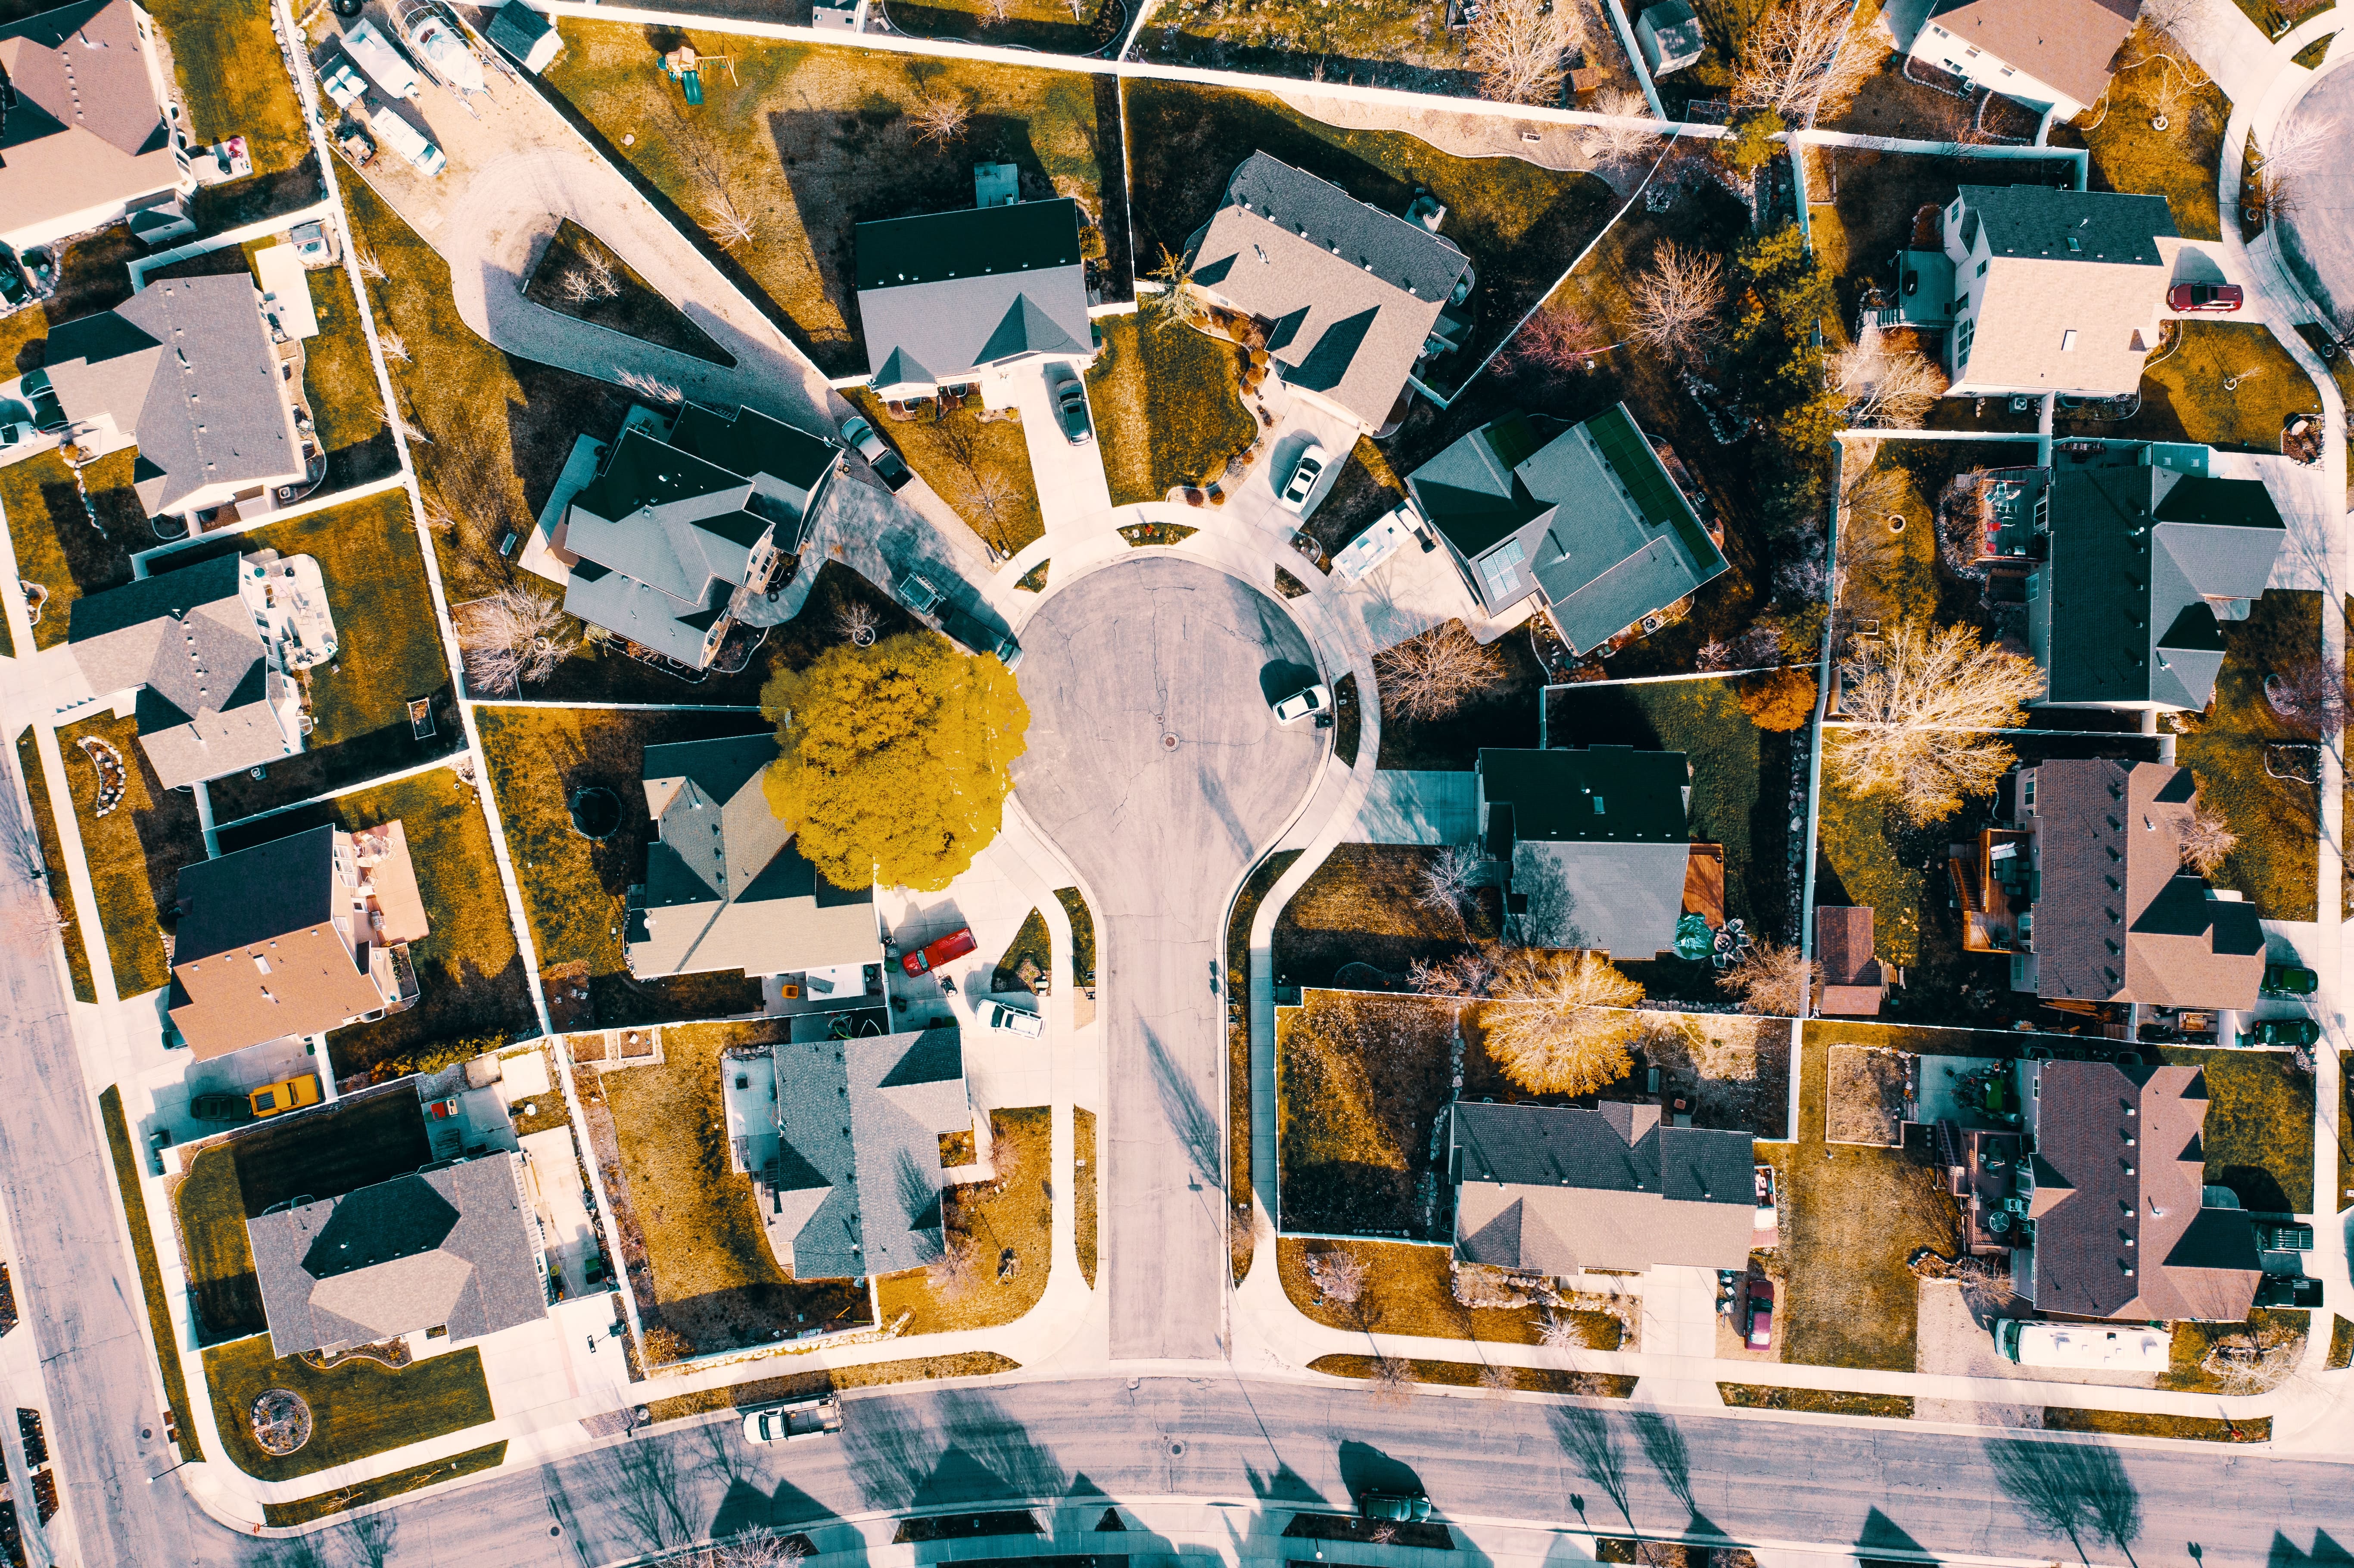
[1000,362,1113,532]
[1009,557,1326,1359]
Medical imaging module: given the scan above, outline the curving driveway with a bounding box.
[1009,557,1327,1360]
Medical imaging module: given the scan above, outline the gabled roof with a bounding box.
[1960,186,2175,267]
[0,0,181,242]
[854,199,1093,389]
[1451,1101,1755,1273]
[1481,746,1694,957]
[1924,0,2139,110]
[1479,746,1689,842]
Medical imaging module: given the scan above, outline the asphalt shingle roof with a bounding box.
[1923,0,2140,112]
[854,199,1092,390]
[1958,185,2176,265]
[0,0,181,245]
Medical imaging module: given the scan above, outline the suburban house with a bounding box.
[1185,151,1473,432]
[1905,0,2139,121]
[625,734,882,985]
[853,198,1095,405]
[245,1155,548,1356]
[1950,759,2264,1012]
[723,1030,982,1282]
[1635,0,1706,75]
[1449,1101,1759,1276]
[1477,747,1722,960]
[42,272,310,523]
[2016,1059,2262,1322]
[1815,905,1887,1016]
[2023,446,2284,713]
[1924,186,2178,398]
[560,403,841,670]
[1407,404,1728,653]
[0,0,195,255]
[67,549,336,789]
[168,821,429,1056]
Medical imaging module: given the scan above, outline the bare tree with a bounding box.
[1409,943,1502,999]
[1716,941,1819,1016]
[711,1527,811,1568]
[1305,1247,1368,1305]
[1582,88,1663,162]
[1466,0,1580,107]
[1366,1353,1417,1404]
[837,599,882,647]
[1147,244,1213,334]
[1501,303,1606,379]
[1628,240,1725,363]
[909,92,972,148]
[377,329,410,364]
[1479,949,1644,1096]
[457,586,578,694]
[1833,329,1949,428]
[925,1230,982,1298]
[1733,0,1882,124]
[1375,622,1507,720]
[1826,619,2044,824]
[355,248,388,282]
[616,368,686,406]
[978,0,1013,21]
[703,195,757,249]
[2180,797,2238,875]
[1416,844,1482,930]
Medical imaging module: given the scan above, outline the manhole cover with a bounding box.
[1162,733,1180,751]
[250,1388,312,1456]
[1169,1439,1186,1456]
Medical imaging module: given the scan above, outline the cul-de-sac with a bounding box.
[0,0,2350,1560]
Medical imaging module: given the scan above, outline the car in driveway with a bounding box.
[0,423,37,452]
[2252,1017,2321,1048]
[248,1075,320,1119]
[2263,962,2319,996]
[188,1093,255,1125]
[1047,365,1093,445]
[1360,1490,1431,1523]
[1271,683,1330,724]
[983,1001,1045,1038]
[743,1395,843,1445]
[1276,443,1328,514]
[1744,1278,1774,1348]
[901,926,978,977]
[840,414,913,491]
[2167,282,2244,313]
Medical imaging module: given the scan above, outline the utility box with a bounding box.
[1636,0,1705,75]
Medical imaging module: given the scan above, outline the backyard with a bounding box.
[2049,27,2232,242]
[212,766,538,1083]
[1834,439,2033,634]
[877,1106,1054,1333]
[2058,322,2321,452]
[1272,843,1498,991]
[844,390,1044,556]
[883,0,1112,54]
[2,448,133,653]
[2156,1046,2314,1213]
[1276,989,1460,1237]
[1087,314,1260,508]
[202,1333,495,1483]
[2173,588,2320,922]
[475,706,773,1025]
[58,710,197,1000]
[596,1020,872,1353]
[148,0,309,178]
[541,27,1127,375]
[15,730,97,1003]
[1133,0,1477,91]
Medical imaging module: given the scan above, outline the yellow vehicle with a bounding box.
[248,1075,321,1119]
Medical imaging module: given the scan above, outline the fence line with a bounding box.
[131,473,411,572]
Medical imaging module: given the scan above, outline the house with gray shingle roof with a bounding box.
[1186,152,1473,432]
[1408,404,1728,654]
[1478,746,1709,959]
[561,403,841,669]
[854,198,1095,403]
[725,1030,981,1282]
[1449,1101,1757,1276]
[625,734,881,982]
[0,0,195,254]
[245,1154,547,1356]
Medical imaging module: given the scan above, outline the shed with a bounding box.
[1636,0,1706,74]
[488,1,564,73]
[252,244,318,340]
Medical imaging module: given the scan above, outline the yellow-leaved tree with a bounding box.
[761,632,1030,892]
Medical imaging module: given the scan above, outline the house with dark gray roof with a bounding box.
[854,198,1095,403]
[246,1154,547,1356]
[42,272,308,522]
[1905,0,2139,119]
[1450,1101,1757,1276]
[0,0,194,254]
[1407,404,1728,653]
[1477,747,1712,959]
[626,734,881,982]
[1186,152,1473,431]
[2018,1060,2260,1322]
[2024,446,2284,713]
[725,1030,980,1282]
[1935,186,2178,398]
[561,403,841,669]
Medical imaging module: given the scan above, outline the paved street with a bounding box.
[1008,558,1326,1360]
[2278,60,2354,327]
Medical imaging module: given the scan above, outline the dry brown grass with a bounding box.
[1075,1107,1098,1290]
[1629,1011,1792,1137]
[1277,990,1457,1234]
[877,1106,1053,1335]
[1276,1237,1630,1347]
[1311,1353,1636,1398]
[1825,1044,1909,1145]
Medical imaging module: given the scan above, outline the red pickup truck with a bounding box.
[900,927,977,977]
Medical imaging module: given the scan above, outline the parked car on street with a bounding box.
[1360,1490,1431,1523]
[983,1001,1045,1038]
[248,1075,320,1119]
[742,1395,843,1445]
[840,414,913,491]
[1744,1279,1774,1348]
[1276,443,1328,514]
[0,424,37,451]
[1047,365,1093,445]
[2253,1017,2321,1048]
[1271,683,1330,724]
[2262,963,2319,996]
[2166,282,2244,313]
[188,1093,255,1125]
[901,927,978,977]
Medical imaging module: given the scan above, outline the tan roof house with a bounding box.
[0,0,195,254]
[1905,0,2140,120]
[168,822,428,1057]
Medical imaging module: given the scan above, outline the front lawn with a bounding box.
[59,710,197,999]
[1123,80,1615,399]
[844,390,1043,556]
[2174,588,2320,921]
[598,1020,872,1353]
[475,706,773,1025]
[2049,27,2232,242]
[146,0,309,178]
[1277,1237,1566,1345]
[203,1334,495,1482]
[15,730,97,1002]
[1276,990,1459,1236]
[1271,844,1497,990]
[2156,1046,2314,1212]
[212,767,537,1082]
[2060,321,2322,452]
[542,28,1125,375]
[98,1088,203,1459]
[877,1106,1053,1333]
[1088,314,1259,506]
[3,449,132,652]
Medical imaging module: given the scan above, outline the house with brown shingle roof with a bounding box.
[0,0,194,254]
[2018,1059,2261,1322]
[1905,0,2139,121]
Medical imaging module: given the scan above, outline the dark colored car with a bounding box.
[900,926,978,977]
[1048,365,1093,445]
[839,415,913,491]
[1744,1279,1775,1348]
[2262,963,2319,996]
[2253,1017,2322,1048]
[2255,1276,2323,1307]
[1360,1490,1431,1522]
[187,1093,255,1124]
[2167,282,2244,313]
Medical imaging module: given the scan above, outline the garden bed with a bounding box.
[876,1106,1054,1334]
[1277,1236,1607,1345]
[1088,314,1259,506]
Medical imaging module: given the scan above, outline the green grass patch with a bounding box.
[990,907,1052,993]
[146,0,308,177]
[1055,886,1096,987]
[261,1440,507,1527]
[2154,1046,2314,1212]
[1088,314,1258,505]
[202,1334,495,1482]
[845,390,1043,556]
[1717,1384,1912,1417]
[2175,588,2320,921]
[2062,321,2322,452]
[2,448,131,652]
[1015,559,1050,592]
[58,709,196,999]
[2044,1407,2267,1442]
[16,729,96,1002]
[476,706,771,1025]
[2053,31,2230,242]
[98,1086,203,1460]
[211,767,536,1083]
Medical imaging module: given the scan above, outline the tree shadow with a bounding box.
[1549,1404,1635,1538]
[1336,1437,1422,1501]
[1984,1436,2143,1568]
[1144,1021,1224,1189]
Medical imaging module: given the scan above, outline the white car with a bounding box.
[742,1396,842,1444]
[983,1001,1045,1039]
[1276,443,1328,514]
[0,423,36,449]
[1272,683,1330,724]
